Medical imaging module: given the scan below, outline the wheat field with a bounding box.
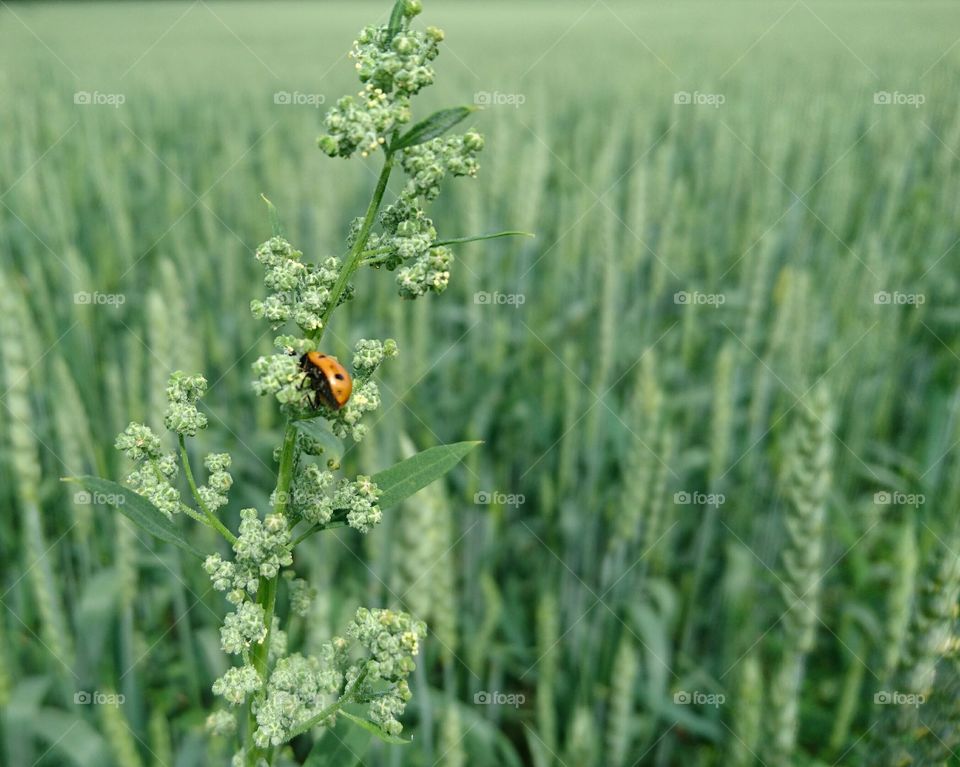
[2,1,960,765]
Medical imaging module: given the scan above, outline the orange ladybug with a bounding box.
[300,352,352,410]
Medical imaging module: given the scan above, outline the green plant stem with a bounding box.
[315,151,396,336]
[245,151,395,766]
[245,422,298,766]
[178,435,238,544]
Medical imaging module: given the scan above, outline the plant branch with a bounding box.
[288,666,369,740]
[178,435,237,544]
[315,151,396,338]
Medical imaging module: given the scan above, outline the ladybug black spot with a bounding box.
[335,373,345,380]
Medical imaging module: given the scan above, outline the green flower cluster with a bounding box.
[353,338,399,380]
[114,422,161,462]
[212,665,262,706]
[199,453,233,512]
[221,602,268,656]
[251,352,304,407]
[250,236,396,425]
[235,509,293,578]
[116,374,226,519]
[254,653,342,747]
[400,132,484,201]
[317,90,409,160]
[317,0,441,159]
[353,3,440,97]
[284,574,315,617]
[290,462,383,533]
[362,131,484,298]
[250,237,344,333]
[365,197,453,298]
[205,709,237,737]
[248,606,424,747]
[328,380,382,442]
[204,508,292,659]
[164,371,208,436]
[348,607,426,735]
[115,422,183,518]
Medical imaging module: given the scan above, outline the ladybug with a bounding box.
[300,352,353,410]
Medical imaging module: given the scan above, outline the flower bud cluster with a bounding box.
[291,462,383,533]
[251,237,344,333]
[254,653,343,747]
[364,190,462,298]
[212,664,262,705]
[250,605,423,747]
[317,91,410,160]
[164,371,208,436]
[347,607,426,735]
[115,423,183,518]
[400,132,483,201]
[338,475,383,533]
[290,463,335,525]
[353,338,399,381]
[205,709,237,736]
[329,380,382,442]
[317,2,442,160]
[353,5,440,97]
[235,508,293,579]
[199,452,233,512]
[220,601,268,656]
[285,575,315,617]
[251,353,304,407]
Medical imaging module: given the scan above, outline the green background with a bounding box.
[1,2,959,765]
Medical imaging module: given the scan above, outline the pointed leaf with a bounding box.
[24,708,111,767]
[371,441,480,510]
[261,194,284,237]
[434,231,535,247]
[387,0,406,40]
[62,476,205,558]
[340,710,412,744]
[294,418,345,462]
[305,716,372,766]
[391,106,476,152]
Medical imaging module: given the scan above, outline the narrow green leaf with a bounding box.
[340,710,412,745]
[304,716,372,766]
[371,441,480,510]
[294,418,345,462]
[23,709,111,767]
[434,231,536,247]
[391,106,476,152]
[387,0,406,40]
[261,193,284,237]
[62,476,205,558]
